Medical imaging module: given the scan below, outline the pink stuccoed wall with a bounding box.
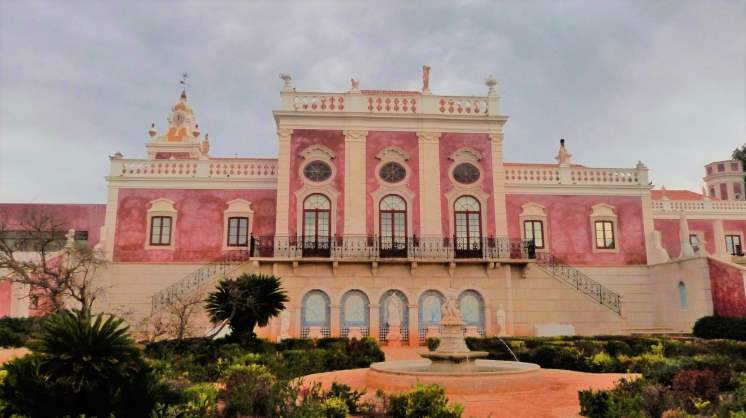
[438,133,496,236]
[113,189,276,262]
[654,219,746,259]
[0,203,106,245]
[365,131,420,236]
[506,195,647,265]
[708,258,746,317]
[288,129,345,237]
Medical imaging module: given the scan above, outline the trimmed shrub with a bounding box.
[221,364,276,418]
[0,316,43,347]
[385,383,463,418]
[693,316,746,341]
[579,388,611,418]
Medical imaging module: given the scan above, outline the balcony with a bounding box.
[248,235,535,263]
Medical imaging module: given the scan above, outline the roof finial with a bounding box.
[180,72,189,99]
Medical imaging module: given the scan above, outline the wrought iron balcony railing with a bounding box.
[534,252,622,315]
[248,234,535,262]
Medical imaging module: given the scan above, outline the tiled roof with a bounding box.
[651,189,712,201]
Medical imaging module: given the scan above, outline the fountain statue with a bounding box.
[419,292,488,371]
[367,290,540,394]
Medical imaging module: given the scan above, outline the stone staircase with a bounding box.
[534,253,622,316]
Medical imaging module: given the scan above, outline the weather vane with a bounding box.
[180,72,189,88]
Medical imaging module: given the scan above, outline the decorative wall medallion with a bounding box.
[453,162,480,184]
[303,160,332,182]
[379,161,407,183]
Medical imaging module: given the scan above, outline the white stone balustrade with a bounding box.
[505,164,649,187]
[652,199,746,213]
[280,90,500,116]
[110,158,278,180]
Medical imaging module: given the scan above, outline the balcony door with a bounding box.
[379,195,407,258]
[454,196,482,258]
[302,194,331,257]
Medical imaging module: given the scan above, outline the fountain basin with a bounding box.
[367,359,541,394]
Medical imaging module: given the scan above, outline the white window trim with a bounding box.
[145,198,177,250]
[295,186,340,238]
[371,187,415,239]
[724,231,744,255]
[519,203,549,252]
[589,203,619,254]
[444,188,488,239]
[688,230,706,254]
[222,199,254,250]
[374,146,411,187]
[298,144,336,187]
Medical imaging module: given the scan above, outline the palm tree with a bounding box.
[205,273,288,342]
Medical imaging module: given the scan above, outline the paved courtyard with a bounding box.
[303,346,632,418]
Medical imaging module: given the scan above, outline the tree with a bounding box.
[164,289,206,341]
[205,274,288,343]
[0,208,106,317]
[733,142,746,183]
[0,311,168,417]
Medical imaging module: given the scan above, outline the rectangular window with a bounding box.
[523,220,545,249]
[689,234,699,247]
[725,235,742,255]
[149,216,172,246]
[227,217,249,246]
[594,220,615,249]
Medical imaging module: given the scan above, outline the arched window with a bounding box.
[459,290,485,336]
[418,290,445,343]
[379,195,407,257]
[301,290,331,338]
[678,281,688,310]
[379,290,409,343]
[454,196,482,258]
[341,290,370,337]
[302,194,331,257]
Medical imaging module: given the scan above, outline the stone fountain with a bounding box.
[367,292,540,394]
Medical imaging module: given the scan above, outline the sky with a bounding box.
[0,1,743,203]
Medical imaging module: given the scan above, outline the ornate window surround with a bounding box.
[448,146,483,186]
[374,146,411,187]
[295,188,339,238]
[589,203,619,253]
[145,198,177,250]
[298,144,336,187]
[519,203,549,252]
[445,188,488,239]
[222,199,254,250]
[371,189,414,239]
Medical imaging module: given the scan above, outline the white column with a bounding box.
[417,132,443,238]
[343,130,368,236]
[679,212,694,258]
[640,191,659,264]
[713,219,728,259]
[490,133,508,236]
[100,185,120,261]
[274,128,293,236]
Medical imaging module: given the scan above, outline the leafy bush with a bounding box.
[693,316,746,341]
[327,382,365,414]
[386,383,463,418]
[579,388,611,418]
[221,364,276,418]
[0,316,43,347]
[0,311,172,418]
[320,396,350,418]
[427,337,441,351]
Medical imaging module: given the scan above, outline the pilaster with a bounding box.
[330,304,341,337]
[369,304,380,341]
[408,304,419,346]
[640,191,658,264]
[489,133,508,236]
[417,132,443,238]
[343,130,368,235]
[713,219,727,259]
[274,128,293,235]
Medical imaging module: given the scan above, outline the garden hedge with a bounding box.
[693,315,746,341]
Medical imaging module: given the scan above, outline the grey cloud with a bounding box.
[0,0,743,202]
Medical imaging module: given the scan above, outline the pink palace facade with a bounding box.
[1,70,746,343]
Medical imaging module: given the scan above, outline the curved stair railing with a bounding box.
[534,252,622,315]
[150,250,250,313]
